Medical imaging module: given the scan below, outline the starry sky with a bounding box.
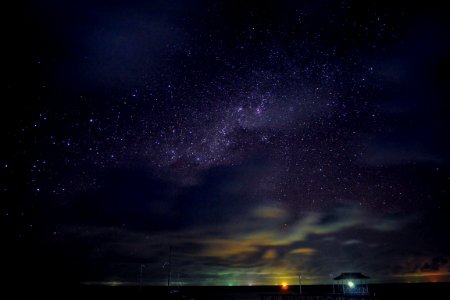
[3,0,450,287]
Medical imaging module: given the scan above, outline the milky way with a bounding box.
[3,0,450,287]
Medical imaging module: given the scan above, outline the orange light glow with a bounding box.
[281,283,288,290]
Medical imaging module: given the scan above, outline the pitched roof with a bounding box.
[334,272,370,280]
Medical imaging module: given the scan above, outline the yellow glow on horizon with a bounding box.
[394,271,450,277]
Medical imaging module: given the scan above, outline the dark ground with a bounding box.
[11,283,450,300]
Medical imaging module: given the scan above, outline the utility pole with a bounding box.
[298,273,302,295]
[139,264,144,296]
[167,246,172,288]
[330,273,335,294]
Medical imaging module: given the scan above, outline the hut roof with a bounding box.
[334,272,370,280]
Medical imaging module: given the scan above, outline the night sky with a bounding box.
[3,0,450,287]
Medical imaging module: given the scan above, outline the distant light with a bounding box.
[281,283,288,290]
[348,281,355,288]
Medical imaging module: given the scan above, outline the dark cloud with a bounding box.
[420,257,449,272]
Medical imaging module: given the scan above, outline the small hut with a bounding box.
[333,272,370,295]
